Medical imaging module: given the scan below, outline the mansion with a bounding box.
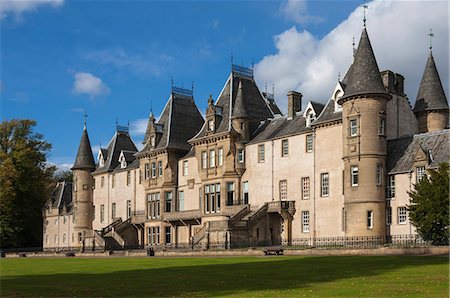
[43,26,449,251]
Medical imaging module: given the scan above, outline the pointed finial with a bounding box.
[171,76,174,88]
[352,36,356,56]
[428,28,434,53]
[191,81,194,93]
[362,1,368,27]
[338,72,341,81]
[150,99,153,114]
[83,114,87,130]
[231,52,234,66]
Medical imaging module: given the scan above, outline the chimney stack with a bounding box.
[287,91,302,119]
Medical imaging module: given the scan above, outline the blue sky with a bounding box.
[1,0,448,170]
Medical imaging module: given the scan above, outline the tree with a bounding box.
[53,170,73,183]
[0,119,55,248]
[408,162,449,245]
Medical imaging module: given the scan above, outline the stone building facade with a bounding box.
[43,26,449,251]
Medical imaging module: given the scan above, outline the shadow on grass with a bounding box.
[1,255,448,297]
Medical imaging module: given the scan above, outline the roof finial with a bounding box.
[428,28,434,53]
[338,72,341,81]
[83,114,87,130]
[352,36,356,56]
[362,1,368,28]
[150,99,153,114]
[171,76,174,88]
[231,52,234,66]
[191,81,194,93]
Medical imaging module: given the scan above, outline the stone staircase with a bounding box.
[94,218,136,250]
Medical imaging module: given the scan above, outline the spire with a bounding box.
[232,80,249,118]
[414,52,448,112]
[340,28,387,101]
[72,125,96,171]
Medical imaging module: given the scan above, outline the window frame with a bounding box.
[301,177,310,200]
[183,160,188,176]
[416,166,426,183]
[218,148,223,166]
[349,118,358,137]
[209,149,216,168]
[279,180,288,200]
[367,210,373,229]
[398,206,407,224]
[302,211,310,233]
[258,144,265,163]
[237,149,244,163]
[320,173,329,197]
[281,139,289,157]
[306,134,313,152]
[351,166,359,187]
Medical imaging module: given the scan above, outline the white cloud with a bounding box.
[0,0,63,19]
[84,47,173,78]
[280,0,323,25]
[129,118,148,137]
[72,72,110,99]
[256,0,449,110]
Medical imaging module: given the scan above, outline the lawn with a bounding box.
[0,255,448,297]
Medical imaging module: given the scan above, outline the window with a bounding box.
[398,207,407,224]
[139,170,142,184]
[258,144,265,163]
[342,208,346,232]
[237,149,244,163]
[158,161,163,177]
[127,171,131,186]
[320,173,329,197]
[100,204,105,223]
[121,158,127,169]
[63,215,67,224]
[281,139,289,157]
[201,151,207,169]
[148,227,160,245]
[63,233,67,243]
[78,232,82,242]
[350,118,358,137]
[243,181,249,204]
[302,211,310,233]
[226,182,235,205]
[205,183,221,213]
[306,113,315,127]
[386,207,392,225]
[151,162,156,178]
[178,191,185,211]
[111,174,115,188]
[367,210,373,229]
[165,192,172,212]
[183,161,188,176]
[147,193,160,219]
[351,166,359,186]
[101,176,105,188]
[165,226,172,244]
[279,180,287,200]
[240,122,244,130]
[54,234,57,243]
[302,177,310,199]
[45,235,49,244]
[111,203,116,219]
[387,175,395,198]
[218,148,223,166]
[209,149,216,167]
[144,164,150,179]
[378,115,385,136]
[127,200,132,219]
[208,120,214,131]
[416,166,425,183]
[306,134,313,152]
[376,164,382,185]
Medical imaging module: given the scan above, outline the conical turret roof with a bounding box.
[72,126,95,171]
[341,28,387,100]
[232,80,249,118]
[414,52,448,112]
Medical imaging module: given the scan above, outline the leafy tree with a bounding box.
[408,162,449,245]
[0,120,55,248]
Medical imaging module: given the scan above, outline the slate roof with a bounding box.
[313,99,342,125]
[192,72,278,141]
[94,128,138,174]
[340,28,388,101]
[47,181,73,213]
[387,130,450,174]
[139,92,204,154]
[72,127,96,171]
[414,52,449,112]
[250,116,311,144]
[232,81,249,118]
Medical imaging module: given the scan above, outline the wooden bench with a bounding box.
[263,249,284,255]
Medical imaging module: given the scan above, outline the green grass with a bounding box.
[1,255,448,297]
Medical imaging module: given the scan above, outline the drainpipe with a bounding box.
[271,140,274,201]
[312,127,316,246]
[408,171,412,236]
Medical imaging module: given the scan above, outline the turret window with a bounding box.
[367,210,373,229]
[158,161,163,177]
[237,149,244,163]
[201,151,207,169]
[376,164,383,185]
[351,166,359,186]
[378,116,386,136]
[281,139,289,157]
[349,118,358,137]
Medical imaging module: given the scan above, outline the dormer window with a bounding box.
[121,159,127,169]
[208,120,214,132]
[99,158,104,167]
[306,110,316,127]
[150,136,155,147]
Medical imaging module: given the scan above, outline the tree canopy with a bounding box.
[0,119,55,248]
[408,162,449,245]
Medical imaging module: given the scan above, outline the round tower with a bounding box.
[71,121,96,246]
[231,80,250,142]
[414,51,449,133]
[337,28,392,237]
